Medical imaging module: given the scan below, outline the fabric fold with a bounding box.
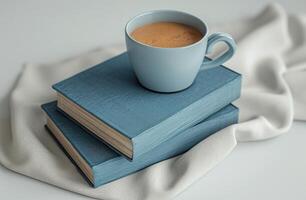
[0,3,305,200]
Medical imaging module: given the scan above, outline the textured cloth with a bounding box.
[0,4,306,200]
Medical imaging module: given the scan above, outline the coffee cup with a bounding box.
[125,10,236,93]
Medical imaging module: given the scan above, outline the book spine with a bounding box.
[93,106,238,187]
[133,76,241,159]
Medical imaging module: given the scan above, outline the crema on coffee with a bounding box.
[131,22,203,48]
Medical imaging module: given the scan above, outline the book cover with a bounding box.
[52,52,241,159]
[42,101,238,187]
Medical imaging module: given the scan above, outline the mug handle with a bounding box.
[200,32,236,70]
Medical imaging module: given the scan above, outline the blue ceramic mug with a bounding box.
[125,10,236,93]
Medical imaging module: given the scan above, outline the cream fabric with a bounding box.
[0,4,305,200]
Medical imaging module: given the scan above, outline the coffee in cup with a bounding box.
[131,22,203,48]
[125,10,236,93]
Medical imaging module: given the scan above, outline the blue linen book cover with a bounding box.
[42,102,238,187]
[52,52,241,159]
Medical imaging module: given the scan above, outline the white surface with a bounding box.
[0,122,305,200]
[1,0,306,120]
[176,121,306,200]
[1,0,306,199]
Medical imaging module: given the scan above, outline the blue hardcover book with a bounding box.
[52,52,241,160]
[42,102,238,187]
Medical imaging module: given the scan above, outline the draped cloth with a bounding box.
[0,4,305,200]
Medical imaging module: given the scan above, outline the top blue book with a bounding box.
[53,52,241,160]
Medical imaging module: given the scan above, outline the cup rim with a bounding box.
[125,10,209,50]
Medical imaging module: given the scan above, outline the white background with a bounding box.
[0,0,306,199]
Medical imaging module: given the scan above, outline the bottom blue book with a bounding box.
[42,102,238,188]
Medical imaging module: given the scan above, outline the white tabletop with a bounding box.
[1,0,306,199]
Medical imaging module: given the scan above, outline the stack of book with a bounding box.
[42,52,241,187]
